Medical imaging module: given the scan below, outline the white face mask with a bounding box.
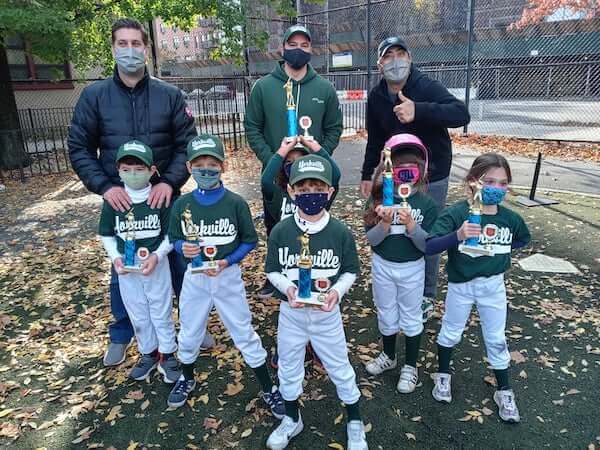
[115,47,146,74]
[382,58,410,83]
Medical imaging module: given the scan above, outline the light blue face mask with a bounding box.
[115,47,145,74]
[481,185,507,205]
[192,168,221,190]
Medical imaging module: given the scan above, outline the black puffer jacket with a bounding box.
[68,67,196,195]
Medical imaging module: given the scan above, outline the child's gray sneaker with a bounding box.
[103,342,130,367]
[129,354,158,381]
[157,355,181,384]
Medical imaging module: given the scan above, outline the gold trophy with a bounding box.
[181,205,215,272]
[296,232,323,306]
[458,179,494,257]
[285,78,298,143]
[382,147,395,208]
[122,209,148,272]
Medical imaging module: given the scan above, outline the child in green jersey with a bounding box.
[363,134,438,395]
[426,153,531,423]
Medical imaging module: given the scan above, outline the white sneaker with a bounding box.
[494,389,521,423]
[365,352,397,376]
[397,365,418,394]
[347,420,368,450]
[431,372,452,403]
[266,414,303,450]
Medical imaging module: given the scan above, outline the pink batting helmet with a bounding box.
[383,133,429,175]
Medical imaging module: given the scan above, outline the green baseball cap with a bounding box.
[283,24,311,44]
[116,140,154,167]
[289,154,332,186]
[187,134,225,162]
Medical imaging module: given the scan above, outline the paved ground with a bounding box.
[332,139,600,196]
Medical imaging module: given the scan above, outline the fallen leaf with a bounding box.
[405,432,416,441]
[241,429,252,438]
[104,405,121,422]
[328,443,344,450]
[140,400,150,411]
[334,413,343,425]
[481,407,493,416]
[510,351,527,364]
[126,441,138,450]
[225,382,244,396]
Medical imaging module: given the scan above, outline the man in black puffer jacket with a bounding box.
[68,19,213,368]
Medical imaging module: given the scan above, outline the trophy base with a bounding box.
[296,292,326,307]
[381,204,411,212]
[122,265,143,273]
[458,244,494,257]
[285,136,297,143]
[190,261,219,273]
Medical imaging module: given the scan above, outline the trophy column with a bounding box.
[382,147,395,207]
[285,78,298,142]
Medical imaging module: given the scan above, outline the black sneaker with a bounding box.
[257,279,275,299]
[262,385,285,419]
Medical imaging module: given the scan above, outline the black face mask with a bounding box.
[283,48,311,70]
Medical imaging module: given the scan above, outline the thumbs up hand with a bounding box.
[393,90,415,124]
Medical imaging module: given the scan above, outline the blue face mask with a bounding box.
[481,185,507,205]
[294,192,329,215]
[192,168,221,190]
[115,47,146,74]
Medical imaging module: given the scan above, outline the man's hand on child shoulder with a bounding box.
[320,290,339,312]
[141,253,159,276]
[287,286,304,308]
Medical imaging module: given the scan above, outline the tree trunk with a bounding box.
[0,42,31,171]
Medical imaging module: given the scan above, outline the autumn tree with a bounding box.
[0,0,303,170]
[512,0,599,28]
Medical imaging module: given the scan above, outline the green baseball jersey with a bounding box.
[429,200,531,283]
[265,216,360,301]
[168,190,258,260]
[367,191,438,263]
[98,200,169,254]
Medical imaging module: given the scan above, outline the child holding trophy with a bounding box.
[426,153,530,423]
[98,141,179,383]
[261,136,341,224]
[363,134,438,394]
[166,135,284,417]
[265,155,367,450]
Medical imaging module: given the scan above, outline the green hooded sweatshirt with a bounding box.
[244,62,343,168]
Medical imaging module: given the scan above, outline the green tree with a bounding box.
[0,0,301,170]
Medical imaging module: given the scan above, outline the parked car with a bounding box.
[203,85,235,100]
[186,88,204,100]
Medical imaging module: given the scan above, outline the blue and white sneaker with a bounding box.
[263,385,285,419]
[157,354,181,384]
[167,375,196,408]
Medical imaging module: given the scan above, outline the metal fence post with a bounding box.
[366,0,372,121]
[463,0,476,136]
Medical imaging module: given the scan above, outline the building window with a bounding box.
[6,35,72,88]
[160,23,166,34]
[172,25,178,32]
[195,35,200,48]
[183,35,190,47]
[161,39,168,50]
[173,36,180,48]
[184,55,193,61]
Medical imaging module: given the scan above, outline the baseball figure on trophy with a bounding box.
[181,205,219,273]
[122,209,150,272]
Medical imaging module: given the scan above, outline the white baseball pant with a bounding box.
[118,256,177,354]
[371,253,425,337]
[437,274,510,369]
[177,264,267,367]
[277,301,361,405]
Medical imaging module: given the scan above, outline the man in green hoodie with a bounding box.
[245,24,343,298]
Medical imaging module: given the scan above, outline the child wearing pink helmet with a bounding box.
[363,133,438,394]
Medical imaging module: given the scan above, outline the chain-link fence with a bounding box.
[2,0,599,181]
